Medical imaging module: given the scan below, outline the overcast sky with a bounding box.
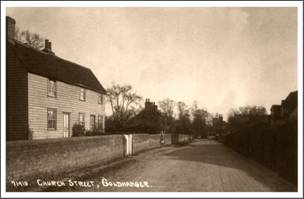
[6,7,298,119]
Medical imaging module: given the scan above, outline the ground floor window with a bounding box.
[47,108,57,130]
[90,115,96,130]
[79,112,85,126]
[97,115,103,129]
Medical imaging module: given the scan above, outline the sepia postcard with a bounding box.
[1,1,303,198]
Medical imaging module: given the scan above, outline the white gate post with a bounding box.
[123,134,133,157]
[129,134,133,156]
[123,134,129,156]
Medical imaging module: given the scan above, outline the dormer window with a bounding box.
[98,94,103,104]
[47,79,57,97]
[80,88,86,101]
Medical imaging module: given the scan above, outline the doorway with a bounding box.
[63,112,70,137]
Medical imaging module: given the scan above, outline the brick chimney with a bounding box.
[42,39,55,55]
[6,16,16,41]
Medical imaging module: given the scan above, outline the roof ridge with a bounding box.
[10,40,106,94]
[14,40,92,71]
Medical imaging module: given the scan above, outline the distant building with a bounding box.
[212,114,223,127]
[205,114,213,126]
[212,114,228,135]
[270,91,297,126]
[6,16,107,140]
[144,98,158,112]
[271,105,282,120]
[125,99,161,133]
[281,91,297,118]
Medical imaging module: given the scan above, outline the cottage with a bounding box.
[281,91,297,118]
[270,91,297,127]
[6,16,107,140]
[270,104,282,120]
[125,99,162,133]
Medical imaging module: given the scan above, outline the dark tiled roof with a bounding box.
[284,91,297,104]
[126,107,161,128]
[271,104,281,110]
[282,90,297,110]
[8,41,106,94]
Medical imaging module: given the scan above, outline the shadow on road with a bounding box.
[163,140,296,192]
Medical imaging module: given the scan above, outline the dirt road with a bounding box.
[59,139,296,192]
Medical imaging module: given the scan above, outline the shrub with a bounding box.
[28,128,33,140]
[72,124,85,137]
[86,127,103,136]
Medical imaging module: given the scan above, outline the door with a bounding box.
[63,113,70,137]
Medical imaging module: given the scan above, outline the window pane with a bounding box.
[90,115,95,129]
[47,109,56,129]
[48,80,56,97]
[48,120,52,128]
[98,95,103,104]
[80,88,85,100]
[52,120,56,129]
[97,115,103,129]
[79,113,85,126]
[48,110,53,118]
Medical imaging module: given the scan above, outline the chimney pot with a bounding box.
[6,16,16,41]
[48,41,52,50]
[45,39,50,49]
[43,39,55,55]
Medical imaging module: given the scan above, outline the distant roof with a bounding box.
[285,91,297,102]
[282,90,297,109]
[8,40,107,94]
[271,104,281,109]
[126,107,161,129]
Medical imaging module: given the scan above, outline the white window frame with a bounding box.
[47,79,57,97]
[79,112,85,126]
[98,94,103,104]
[47,108,57,130]
[97,115,103,129]
[79,88,86,101]
[90,115,96,130]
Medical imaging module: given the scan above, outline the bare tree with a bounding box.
[228,105,267,128]
[14,27,23,41]
[15,27,45,50]
[177,101,187,119]
[176,101,191,134]
[158,98,176,132]
[106,83,142,129]
[158,98,175,118]
[228,106,267,119]
[188,101,210,137]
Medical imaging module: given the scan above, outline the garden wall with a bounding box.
[6,135,124,181]
[132,134,161,154]
[6,133,192,182]
[171,134,192,144]
[178,134,192,143]
[164,134,172,145]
